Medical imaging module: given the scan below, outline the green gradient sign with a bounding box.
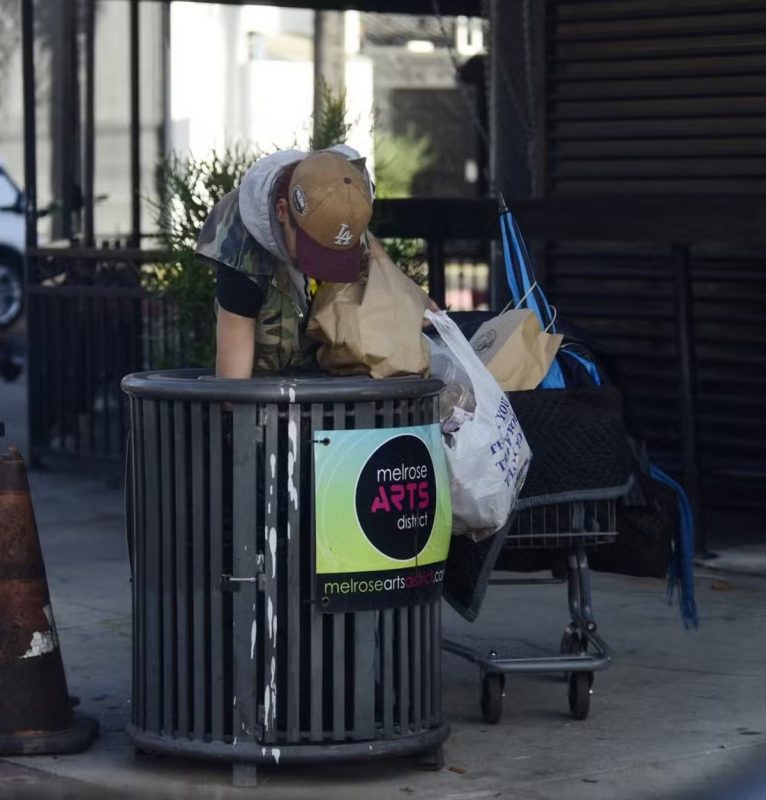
[314,424,452,612]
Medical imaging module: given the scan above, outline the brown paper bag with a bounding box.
[469,309,562,391]
[306,251,431,378]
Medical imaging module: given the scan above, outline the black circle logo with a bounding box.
[472,329,496,354]
[291,186,308,215]
[355,435,436,561]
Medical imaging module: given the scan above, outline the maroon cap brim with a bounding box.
[295,225,361,283]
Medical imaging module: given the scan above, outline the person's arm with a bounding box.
[216,308,256,379]
[214,265,266,378]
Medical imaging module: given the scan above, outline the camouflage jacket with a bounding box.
[196,188,318,373]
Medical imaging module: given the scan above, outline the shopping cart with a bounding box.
[442,496,617,724]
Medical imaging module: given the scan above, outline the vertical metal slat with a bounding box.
[209,404,224,742]
[397,608,409,735]
[352,616,376,740]
[142,400,162,732]
[129,0,141,246]
[263,404,279,742]
[309,403,324,741]
[332,403,346,741]
[173,401,189,736]
[191,403,207,739]
[232,406,259,748]
[410,605,421,731]
[382,609,394,737]
[380,400,395,738]
[431,599,441,725]
[286,403,302,741]
[422,602,431,728]
[159,401,174,734]
[352,402,376,740]
[131,399,145,728]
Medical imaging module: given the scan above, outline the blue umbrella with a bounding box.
[499,197,600,388]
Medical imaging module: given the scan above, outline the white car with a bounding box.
[0,163,25,331]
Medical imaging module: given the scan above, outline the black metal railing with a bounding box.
[27,248,175,463]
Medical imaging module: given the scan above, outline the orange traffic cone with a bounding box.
[0,445,99,754]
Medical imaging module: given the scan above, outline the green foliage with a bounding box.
[146,145,257,367]
[153,144,256,251]
[374,131,436,199]
[310,78,353,151]
[374,131,437,288]
[380,237,429,288]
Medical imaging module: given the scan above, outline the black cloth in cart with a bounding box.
[443,383,635,621]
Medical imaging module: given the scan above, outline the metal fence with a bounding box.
[27,248,175,464]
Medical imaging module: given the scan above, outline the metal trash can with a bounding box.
[122,370,450,783]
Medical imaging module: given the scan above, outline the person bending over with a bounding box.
[196,145,416,378]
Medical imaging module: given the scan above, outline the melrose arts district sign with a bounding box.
[313,424,452,612]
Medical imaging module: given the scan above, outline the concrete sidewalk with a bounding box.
[2,469,766,800]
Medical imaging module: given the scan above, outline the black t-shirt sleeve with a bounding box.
[216,265,266,318]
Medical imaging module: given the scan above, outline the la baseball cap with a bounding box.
[288,150,373,283]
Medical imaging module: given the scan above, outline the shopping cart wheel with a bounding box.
[560,629,586,680]
[568,672,592,720]
[480,673,505,724]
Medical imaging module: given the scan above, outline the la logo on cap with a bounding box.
[334,224,353,247]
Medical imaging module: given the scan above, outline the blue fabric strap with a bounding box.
[560,349,603,386]
[540,359,566,389]
[649,465,699,629]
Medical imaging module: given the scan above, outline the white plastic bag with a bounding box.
[428,336,476,431]
[425,310,532,540]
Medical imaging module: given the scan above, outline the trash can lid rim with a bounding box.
[121,369,443,404]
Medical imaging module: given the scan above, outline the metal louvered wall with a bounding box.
[544,242,766,510]
[536,1,766,519]
[546,0,766,195]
